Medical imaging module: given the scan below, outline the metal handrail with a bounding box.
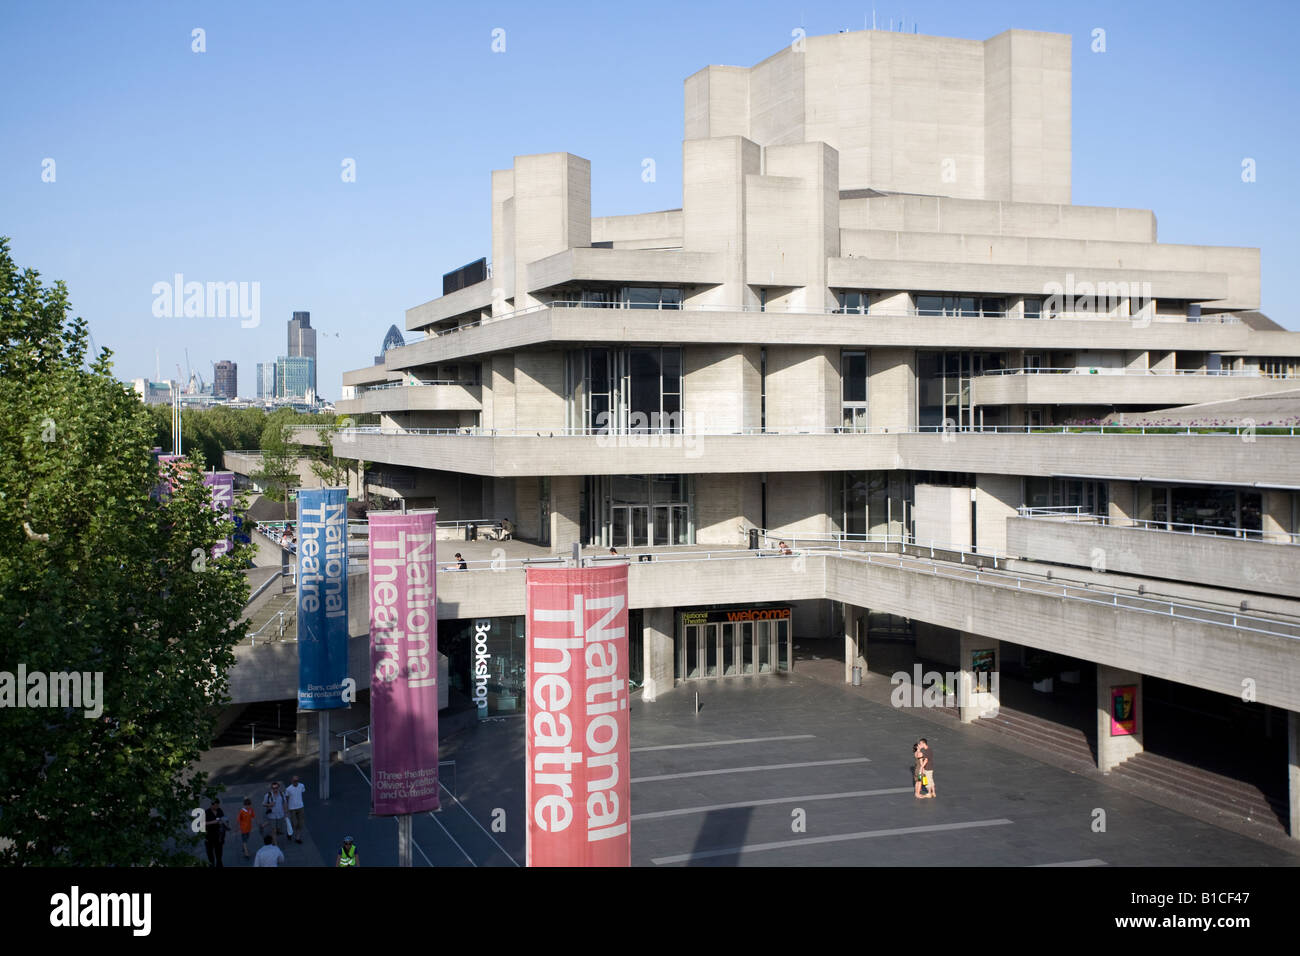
[1016,508,1300,544]
[356,379,479,392]
[330,423,1299,437]
[415,300,1244,329]
[980,366,1294,378]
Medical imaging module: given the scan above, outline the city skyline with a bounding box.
[2,0,1297,401]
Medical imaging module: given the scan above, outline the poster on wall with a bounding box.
[1111,685,1137,736]
[297,487,349,710]
[369,511,440,815]
[525,564,630,867]
[971,648,995,674]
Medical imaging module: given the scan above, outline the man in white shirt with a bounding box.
[253,834,285,867]
[284,776,306,844]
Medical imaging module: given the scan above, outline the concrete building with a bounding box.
[321,29,1300,839]
[288,311,317,397]
[213,360,237,400]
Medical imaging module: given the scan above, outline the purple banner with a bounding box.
[202,471,235,557]
[368,512,440,815]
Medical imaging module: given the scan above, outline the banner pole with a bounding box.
[319,710,330,801]
[398,814,412,867]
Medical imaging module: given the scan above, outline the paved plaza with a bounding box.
[197,661,1299,867]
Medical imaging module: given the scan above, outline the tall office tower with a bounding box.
[288,310,317,396]
[327,28,1300,834]
[276,355,316,401]
[213,360,237,400]
[256,362,276,400]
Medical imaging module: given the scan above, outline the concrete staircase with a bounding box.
[1112,752,1290,834]
[973,708,1096,772]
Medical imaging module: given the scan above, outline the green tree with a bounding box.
[0,237,253,865]
[254,419,301,520]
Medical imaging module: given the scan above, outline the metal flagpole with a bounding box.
[398,814,412,866]
[319,710,330,800]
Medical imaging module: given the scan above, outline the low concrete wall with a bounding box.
[1006,517,1300,599]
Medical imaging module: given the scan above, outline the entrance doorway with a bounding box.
[679,614,792,679]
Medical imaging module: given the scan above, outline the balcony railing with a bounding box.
[418,300,1244,338]
[332,423,1299,438]
[354,379,479,393]
[980,367,1296,378]
[1016,506,1300,544]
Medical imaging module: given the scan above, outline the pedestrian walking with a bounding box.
[253,834,285,867]
[263,781,287,843]
[336,836,359,867]
[204,797,229,867]
[237,797,257,859]
[284,776,306,844]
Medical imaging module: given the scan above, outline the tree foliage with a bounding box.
[0,237,253,865]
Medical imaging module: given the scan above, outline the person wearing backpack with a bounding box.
[263,781,288,843]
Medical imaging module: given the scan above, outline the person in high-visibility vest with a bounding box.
[336,836,358,867]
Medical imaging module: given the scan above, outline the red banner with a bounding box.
[525,564,630,867]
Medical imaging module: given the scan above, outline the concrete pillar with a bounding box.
[867,347,916,433]
[974,474,1020,555]
[642,606,675,702]
[683,136,761,308]
[549,475,581,554]
[1289,710,1300,840]
[843,604,867,683]
[514,477,540,541]
[1097,664,1144,772]
[1108,480,1138,527]
[957,632,1000,722]
[1262,490,1293,544]
[512,153,591,310]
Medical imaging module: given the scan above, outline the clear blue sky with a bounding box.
[2,0,1297,399]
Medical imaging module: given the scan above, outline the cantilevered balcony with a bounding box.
[1006,510,1300,599]
[315,424,1300,488]
[973,367,1300,407]
[335,380,482,416]
[382,301,1250,370]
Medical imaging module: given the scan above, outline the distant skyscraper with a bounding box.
[256,362,276,399]
[277,355,316,401]
[375,324,405,364]
[213,360,237,400]
[287,311,317,396]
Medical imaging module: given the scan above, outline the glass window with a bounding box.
[1023,297,1042,319]
[836,290,870,314]
[916,295,944,316]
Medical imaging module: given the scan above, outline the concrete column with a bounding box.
[957,632,1000,722]
[1289,710,1299,840]
[867,347,916,433]
[1097,664,1144,772]
[642,606,675,702]
[1108,480,1138,527]
[843,604,867,683]
[1262,490,1293,544]
[512,153,591,310]
[974,474,1020,555]
[549,475,581,554]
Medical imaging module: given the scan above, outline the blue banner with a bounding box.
[297,487,349,710]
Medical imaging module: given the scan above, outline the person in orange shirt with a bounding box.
[237,797,257,859]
